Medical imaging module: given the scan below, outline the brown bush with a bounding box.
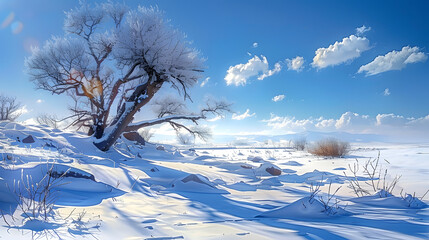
[310,138,350,157]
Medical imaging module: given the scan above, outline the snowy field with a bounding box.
[0,122,428,239]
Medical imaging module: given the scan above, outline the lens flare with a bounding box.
[11,21,23,34]
[1,12,14,28]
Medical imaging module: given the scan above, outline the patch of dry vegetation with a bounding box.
[310,138,350,157]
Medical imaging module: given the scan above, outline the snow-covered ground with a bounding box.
[0,122,428,239]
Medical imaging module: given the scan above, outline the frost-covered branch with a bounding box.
[26,2,212,151]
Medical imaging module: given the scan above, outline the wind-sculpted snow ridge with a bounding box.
[349,190,428,209]
[257,196,351,219]
[0,122,428,239]
[169,174,229,194]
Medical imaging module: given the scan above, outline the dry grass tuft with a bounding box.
[310,138,350,157]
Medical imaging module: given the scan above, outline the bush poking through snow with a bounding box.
[308,175,348,216]
[177,133,194,145]
[400,190,429,208]
[310,138,349,157]
[292,138,307,151]
[257,180,350,219]
[344,152,400,197]
[344,152,428,208]
[8,164,69,222]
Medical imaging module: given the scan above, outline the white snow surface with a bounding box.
[0,122,428,239]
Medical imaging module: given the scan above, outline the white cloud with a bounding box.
[286,56,305,72]
[253,42,258,48]
[312,35,370,69]
[36,99,44,103]
[272,94,285,102]
[335,112,372,131]
[407,115,429,132]
[262,112,429,140]
[262,112,374,133]
[17,105,30,116]
[258,62,282,80]
[358,46,427,76]
[225,55,282,86]
[207,115,222,122]
[356,25,371,36]
[383,88,391,96]
[225,55,268,86]
[200,77,210,87]
[376,114,407,126]
[262,114,316,131]
[315,118,336,129]
[232,109,256,120]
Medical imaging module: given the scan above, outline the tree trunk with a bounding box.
[94,124,104,139]
[93,78,162,151]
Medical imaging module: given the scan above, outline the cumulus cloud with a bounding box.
[383,88,391,96]
[376,114,407,126]
[207,115,222,122]
[200,77,210,87]
[335,112,372,131]
[262,114,319,132]
[407,115,429,132]
[272,94,285,102]
[258,62,282,80]
[356,25,371,36]
[315,118,336,129]
[262,112,429,140]
[36,99,44,103]
[232,109,256,120]
[312,35,370,69]
[225,55,282,86]
[225,55,268,86]
[253,42,258,48]
[358,46,427,76]
[263,112,374,133]
[262,112,374,133]
[286,56,304,72]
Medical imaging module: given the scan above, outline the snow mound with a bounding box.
[284,160,303,166]
[254,163,282,176]
[0,122,72,149]
[260,177,283,187]
[248,156,263,162]
[257,196,351,219]
[278,170,365,185]
[173,150,184,157]
[171,174,229,194]
[350,190,428,209]
[193,155,217,161]
[226,181,257,191]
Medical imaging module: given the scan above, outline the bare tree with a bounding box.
[26,2,230,151]
[292,137,307,151]
[36,113,60,129]
[0,94,22,121]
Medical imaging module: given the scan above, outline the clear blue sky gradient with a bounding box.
[1,0,428,136]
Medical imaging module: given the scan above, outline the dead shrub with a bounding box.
[310,138,349,157]
[292,138,307,151]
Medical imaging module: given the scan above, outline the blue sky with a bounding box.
[1,0,428,140]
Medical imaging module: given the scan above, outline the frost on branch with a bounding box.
[26,2,219,151]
